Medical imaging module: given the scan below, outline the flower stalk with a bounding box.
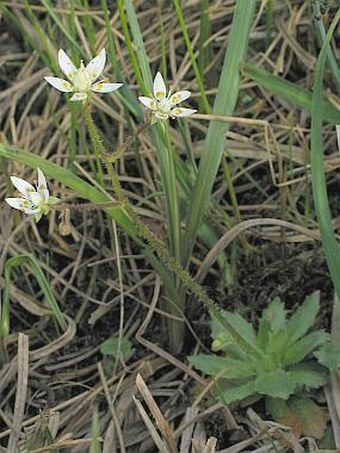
[82,104,262,359]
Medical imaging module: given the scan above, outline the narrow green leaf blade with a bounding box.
[0,144,138,237]
[242,63,340,125]
[183,0,256,264]
[1,254,67,338]
[311,9,340,300]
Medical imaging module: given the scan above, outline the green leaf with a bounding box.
[315,342,340,370]
[256,318,271,351]
[189,354,257,378]
[283,330,329,365]
[189,354,229,375]
[285,291,320,345]
[218,380,256,405]
[211,310,256,352]
[265,328,288,356]
[263,297,287,333]
[100,336,133,360]
[242,63,340,125]
[255,370,295,399]
[257,297,287,349]
[288,368,327,391]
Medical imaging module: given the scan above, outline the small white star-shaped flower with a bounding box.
[138,72,196,121]
[5,168,59,222]
[44,48,123,102]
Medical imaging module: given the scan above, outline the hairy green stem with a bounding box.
[83,104,262,359]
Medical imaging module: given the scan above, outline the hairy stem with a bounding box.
[83,104,262,359]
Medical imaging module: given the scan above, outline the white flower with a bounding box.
[44,48,123,102]
[5,168,59,222]
[138,72,196,121]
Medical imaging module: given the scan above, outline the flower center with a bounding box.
[72,63,93,92]
[29,191,45,208]
[157,98,173,114]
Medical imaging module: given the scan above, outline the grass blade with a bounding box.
[242,63,340,125]
[311,9,340,299]
[0,144,138,237]
[173,0,211,113]
[1,254,67,340]
[182,0,255,264]
[312,4,340,92]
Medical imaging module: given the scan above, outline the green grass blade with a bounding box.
[173,0,211,113]
[2,2,56,71]
[0,144,138,237]
[122,0,154,91]
[311,9,340,300]
[116,0,149,93]
[182,0,255,264]
[1,254,67,339]
[101,0,142,119]
[120,0,181,261]
[265,0,276,46]
[242,63,340,125]
[0,144,180,300]
[313,4,340,92]
[80,0,97,52]
[40,0,86,58]
[198,0,211,90]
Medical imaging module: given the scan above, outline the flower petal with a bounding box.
[58,49,77,80]
[10,176,35,197]
[37,168,49,201]
[153,72,167,99]
[169,90,191,105]
[138,96,157,110]
[170,107,196,118]
[91,82,123,93]
[5,197,26,211]
[44,76,73,93]
[70,92,88,102]
[6,198,37,215]
[86,49,106,83]
[37,168,46,190]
